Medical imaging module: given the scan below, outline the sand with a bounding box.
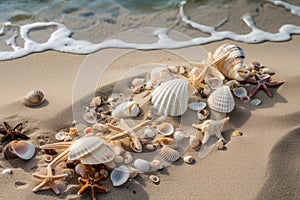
[0,36,299,200]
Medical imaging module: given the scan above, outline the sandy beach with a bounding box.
[0,32,299,200]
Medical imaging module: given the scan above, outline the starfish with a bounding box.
[78,170,108,200]
[243,74,284,98]
[32,148,70,194]
[0,121,29,143]
[105,119,150,152]
[192,117,229,144]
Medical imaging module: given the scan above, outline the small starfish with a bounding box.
[106,119,150,152]
[243,74,284,98]
[192,117,229,144]
[0,121,29,143]
[78,170,108,200]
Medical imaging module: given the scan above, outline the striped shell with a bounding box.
[112,101,140,120]
[24,90,45,107]
[213,44,245,81]
[110,165,130,187]
[134,159,151,173]
[207,86,235,113]
[151,79,190,116]
[69,136,115,165]
[160,146,180,163]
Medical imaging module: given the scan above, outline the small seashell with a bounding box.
[55,131,67,141]
[24,90,45,107]
[202,87,211,96]
[111,165,130,187]
[150,67,172,85]
[189,135,202,150]
[133,85,145,94]
[188,67,200,79]
[173,129,189,142]
[75,163,86,178]
[64,135,72,142]
[134,159,151,173]
[99,169,109,177]
[149,175,160,183]
[2,169,12,174]
[4,140,35,160]
[128,166,138,178]
[183,155,194,164]
[104,161,116,169]
[233,87,248,98]
[188,102,207,111]
[167,65,179,73]
[150,159,163,170]
[90,96,102,107]
[240,95,250,103]
[205,77,223,90]
[145,144,156,151]
[114,155,124,164]
[179,66,186,74]
[160,146,180,163]
[42,154,53,163]
[83,112,97,124]
[123,151,133,164]
[157,123,174,136]
[144,128,156,138]
[69,127,78,136]
[132,78,145,88]
[197,109,209,120]
[250,98,262,106]
[92,123,106,131]
[250,61,261,70]
[232,130,243,136]
[83,127,93,135]
[207,85,235,113]
[261,67,275,75]
[112,101,140,120]
[156,138,178,149]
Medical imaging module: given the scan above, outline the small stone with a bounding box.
[250,99,262,106]
[2,169,12,174]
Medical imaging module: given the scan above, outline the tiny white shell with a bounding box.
[123,151,133,164]
[112,101,140,120]
[132,78,145,87]
[183,155,194,164]
[83,112,97,124]
[75,163,86,177]
[250,99,262,106]
[160,146,180,163]
[2,169,12,174]
[207,85,235,113]
[24,90,45,107]
[157,123,174,136]
[149,175,160,183]
[233,87,248,98]
[144,128,156,138]
[134,159,151,173]
[110,165,130,187]
[205,77,223,90]
[188,102,207,111]
[55,131,67,141]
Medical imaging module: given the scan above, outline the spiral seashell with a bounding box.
[83,112,97,124]
[151,79,192,116]
[134,159,151,173]
[213,44,246,81]
[160,146,180,163]
[183,155,194,164]
[24,90,45,107]
[4,140,35,160]
[111,101,140,120]
[156,123,174,136]
[188,102,207,111]
[110,165,130,187]
[207,85,235,113]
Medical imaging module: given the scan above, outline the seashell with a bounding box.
[207,85,235,113]
[179,66,186,74]
[42,154,53,163]
[167,65,179,73]
[156,123,174,136]
[156,138,178,149]
[145,144,156,151]
[133,85,145,94]
[75,163,86,178]
[128,166,138,178]
[217,138,226,150]
[149,175,160,183]
[173,129,189,142]
[4,140,35,160]
[69,127,78,136]
[150,159,163,170]
[103,161,116,169]
[232,130,243,136]
[240,95,250,103]
[144,128,156,139]
[112,101,140,120]
[69,136,115,165]
[183,155,194,164]
[250,98,262,106]
[205,77,223,90]
[150,67,172,85]
[151,79,192,116]
[99,169,109,177]
[123,151,133,164]
[24,90,45,107]
[261,67,275,75]
[83,112,97,124]
[90,96,102,107]
[92,123,106,131]
[188,102,207,111]
[110,165,130,187]
[145,80,153,90]
[83,127,93,135]
[225,80,241,89]
[160,146,180,163]
[114,155,124,164]
[233,87,247,98]
[197,109,209,120]
[55,131,67,141]
[132,78,145,87]
[213,44,245,81]
[189,135,202,150]
[2,168,12,174]
[64,135,72,142]
[110,141,124,156]
[134,159,151,173]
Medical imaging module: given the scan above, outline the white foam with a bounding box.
[0,0,300,60]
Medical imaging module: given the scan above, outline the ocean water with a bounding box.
[0,0,300,60]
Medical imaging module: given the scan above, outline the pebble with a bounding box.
[2,169,12,174]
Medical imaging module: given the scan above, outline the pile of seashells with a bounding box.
[30,44,283,199]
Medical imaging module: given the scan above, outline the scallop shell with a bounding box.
[111,101,140,120]
[233,87,247,98]
[156,123,174,136]
[69,136,115,165]
[132,78,145,87]
[4,140,35,160]
[150,67,172,85]
[83,112,97,124]
[207,85,235,113]
[134,159,151,173]
[149,175,160,183]
[151,79,191,116]
[24,90,45,107]
[213,44,245,81]
[183,155,194,164]
[110,165,130,187]
[160,146,180,163]
[188,102,207,111]
[205,77,223,90]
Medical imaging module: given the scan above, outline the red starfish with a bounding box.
[244,74,284,98]
[0,122,29,143]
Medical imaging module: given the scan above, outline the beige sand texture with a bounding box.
[0,36,299,200]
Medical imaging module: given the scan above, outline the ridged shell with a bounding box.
[69,136,115,165]
[156,123,174,136]
[160,146,180,163]
[24,90,45,107]
[4,140,35,160]
[134,159,151,173]
[110,165,130,187]
[112,101,140,120]
[207,86,235,113]
[151,79,190,116]
[213,44,245,81]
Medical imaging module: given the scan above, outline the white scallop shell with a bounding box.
[160,146,180,163]
[110,165,130,187]
[55,131,67,141]
[156,123,174,136]
[151,79,191,116]
[83,112,97,124]
[24,90,45,107]
[183,155,194,164]
[188,102,207,111]
[4,140,35,160]
[69,136,115,165]
[132,78,145,87]
[112,101,140,120]
[205,77,223,90]
[233,87,247,98]
[213,44,245,81]
[207,85,235,113]
[150,67,172,85]
[134,159,151,173]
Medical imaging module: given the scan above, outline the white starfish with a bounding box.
[192,117,229,144]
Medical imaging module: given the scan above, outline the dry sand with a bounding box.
[0,36,299,200]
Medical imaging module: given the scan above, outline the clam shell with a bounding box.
[213,44,245,81]
[24,90,45,107]
[250,98,262,106]
[83,112,97,124]
[160,146,180,163]
[188,102,207,111]
[183,155,194,164]
[173,129,189,142]
[150,159,163,170]
[112,101,140,120]
[233,87,247,98]
[205,77,223,90]
[75,163,86,177]
[149,175,160,183]
[55,131,67,141]
[134,159,151,173]
[197,109,209,120]
[150,67,172,85]
[4,140,35,160]
[156,123,174,136]
[207,85,235,113]
[110,165,130,187]
[189,135,202,150]
[151,79,191,116]
[69,136,115,165]
[123,151,133,164]
[132,78,145,87]
[144,128,156,139]
[156,138,178,148]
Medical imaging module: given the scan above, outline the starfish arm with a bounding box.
[132,120,150,132]
[1,135,8,143]
[262,83,273,98]
[4,122,11,130]
[109,132,129,141]
[50,181,60,195]
[91,187,96,200]
[248,84,262,98]
[77,184,89,195]
[32,173,48,179]
[105,123,124,132]
[32,178,49,192]
[17,134,30,140]
[202,132,211,144]
[48,148,70,168]
[95,184,108,193]
[40,142,73,150]
[78,177,88,185]
[266,80,284,87]
[13,123,23,132]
